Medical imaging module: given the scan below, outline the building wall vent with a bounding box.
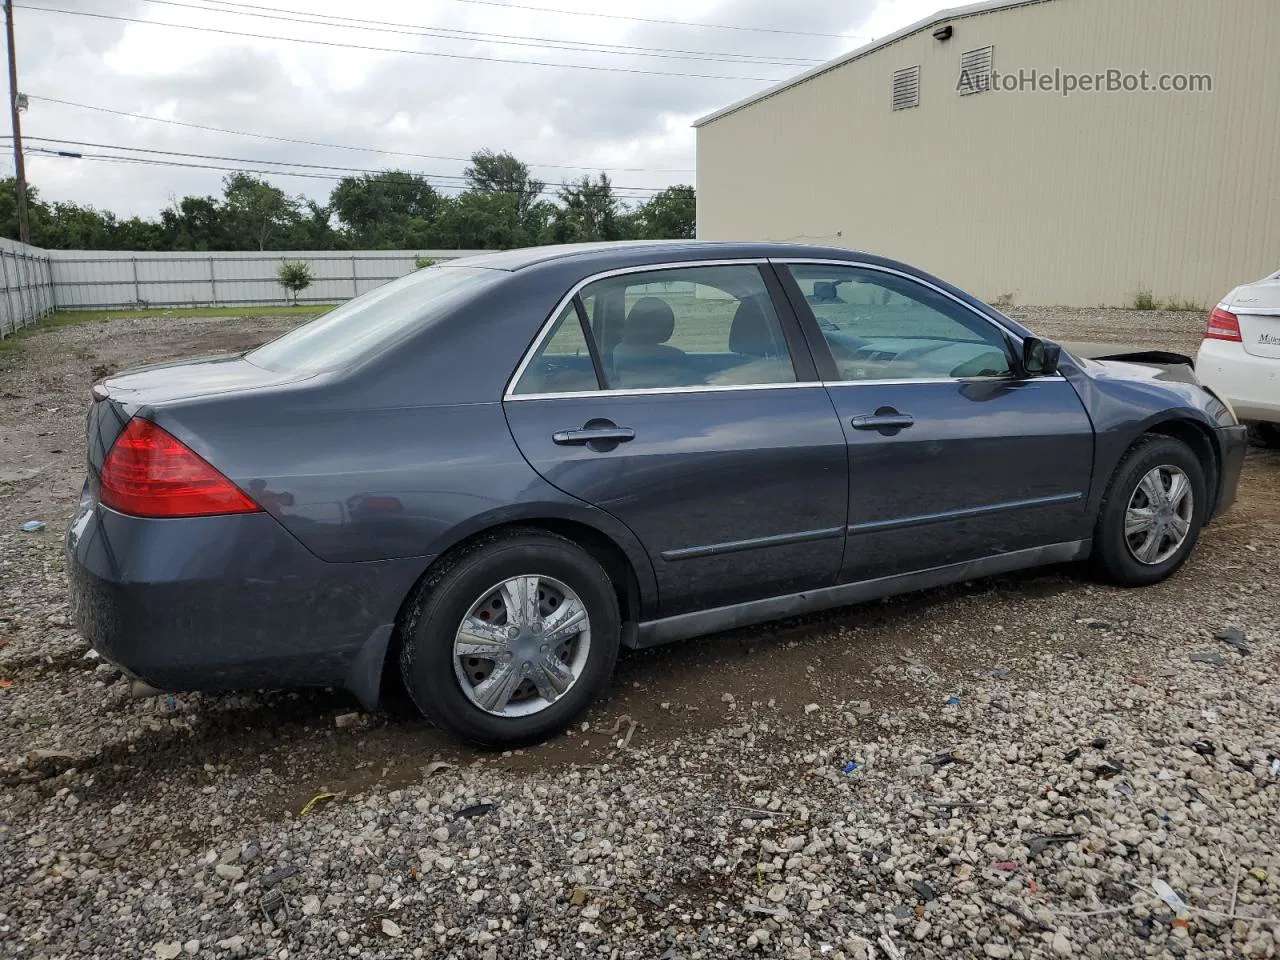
[958,45,994,95]
[892,65,921,111]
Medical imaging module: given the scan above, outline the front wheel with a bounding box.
[399,530,620,746]
[1091,436,1207,586]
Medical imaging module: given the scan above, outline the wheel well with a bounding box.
[1145,419,1219,499]
[376,519,643,712]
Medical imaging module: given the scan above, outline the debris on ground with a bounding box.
[1027,835,1073,858]
[299,791,341,816]
[1216,626,1252,655]
[19,520,46,533]
[333,711,367,729]
[1189,652,1226,666]
[1152,878,1189,915]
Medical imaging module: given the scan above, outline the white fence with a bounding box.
[46,249,486,311]
[0,238,56,337]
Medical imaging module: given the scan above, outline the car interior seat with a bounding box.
[612,297,688,387]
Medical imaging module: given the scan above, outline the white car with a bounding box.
[1196,268,1280,445]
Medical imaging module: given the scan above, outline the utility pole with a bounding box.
[4,0,28,244]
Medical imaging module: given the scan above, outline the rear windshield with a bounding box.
[246,266,499,373]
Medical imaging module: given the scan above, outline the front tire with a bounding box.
[1092,436,1206,586]
[399,530,620,746]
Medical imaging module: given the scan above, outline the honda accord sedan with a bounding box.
[67,242,1247,744]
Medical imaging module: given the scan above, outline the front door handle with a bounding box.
[851,414,914,431]
[553,426,636,445]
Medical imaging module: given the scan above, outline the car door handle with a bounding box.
[851,413,915,430]
[553,427,636,445]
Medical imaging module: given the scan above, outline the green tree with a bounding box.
[277,260,312,304]
[223,174,303,251]
[547,174,623,243]
[158,194,229,250]
[329,171,441,248]
[629,185,695,239]
[464,149,546,216]
[434,191,530,249]
[290,199,342,250]
[0,178,53,245]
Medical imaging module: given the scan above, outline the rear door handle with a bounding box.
[553,427,636,445]
[851,414,914,431]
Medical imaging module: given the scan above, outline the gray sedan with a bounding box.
[67,242,1247,744]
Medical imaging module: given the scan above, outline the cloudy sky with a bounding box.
[9,0,949,217]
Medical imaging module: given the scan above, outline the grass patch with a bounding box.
[1127,290,1205,312]
[0,311,106,353]
[1131,288,1159,311]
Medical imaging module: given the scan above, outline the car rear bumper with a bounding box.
[1196,339,1280,422]
[65,487,425,706]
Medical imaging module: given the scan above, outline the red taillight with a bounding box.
[100,419,261,518]
[1205,306,1242,342]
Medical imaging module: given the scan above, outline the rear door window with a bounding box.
[511,302,600,395]
[578,265,797,390]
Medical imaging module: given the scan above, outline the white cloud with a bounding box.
[11,0,935,217]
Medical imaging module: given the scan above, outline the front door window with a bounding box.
[787,264,1014,381]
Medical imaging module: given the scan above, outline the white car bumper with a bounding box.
[1196,338,1280,422]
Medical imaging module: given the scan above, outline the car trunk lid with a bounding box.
[85,355,313,473]
[1226,277,1280,359]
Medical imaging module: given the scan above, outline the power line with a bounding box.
[18,136,669,194]
[24,148,671,201]
[383,0,867,40]
[135,0,826,67]
[15,5,787,81]
[26,94,697,174]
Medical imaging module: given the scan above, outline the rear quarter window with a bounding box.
[247,266,500,373]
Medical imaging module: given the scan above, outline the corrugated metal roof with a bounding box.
[692,0,1061,127]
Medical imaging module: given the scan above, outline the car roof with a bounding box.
[441,240,872,272]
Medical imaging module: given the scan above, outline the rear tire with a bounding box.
[1091,436,1206,586]
[1249,422,1280,448]
[399,530,620,746]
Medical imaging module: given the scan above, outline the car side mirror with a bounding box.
[1022,337,1061,377]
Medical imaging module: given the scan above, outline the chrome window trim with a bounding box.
[504,256,1066,401]
[818,376,1047,387]
[507,382,819,403]
[773,257,1068,382]
[771,257,1026,343]
[504,258,775,400]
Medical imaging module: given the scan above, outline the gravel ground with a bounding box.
[2,307,1278,960]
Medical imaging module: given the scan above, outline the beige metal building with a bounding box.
[695,0,1280,308]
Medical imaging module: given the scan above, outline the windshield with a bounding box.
[246,266,500,373]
